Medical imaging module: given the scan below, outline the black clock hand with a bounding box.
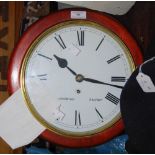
[53,55,123,89]
[53,54,77,76]
[83,77,123,89]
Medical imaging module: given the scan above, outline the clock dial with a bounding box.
[21,20,135,136]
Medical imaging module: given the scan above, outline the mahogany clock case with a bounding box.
[7,8,143,148]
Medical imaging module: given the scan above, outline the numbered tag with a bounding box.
[71,11,86,19]
[136,72,155,93]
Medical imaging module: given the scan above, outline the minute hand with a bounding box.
[83,77,123,89]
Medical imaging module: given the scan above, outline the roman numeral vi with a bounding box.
[75,110,81,126]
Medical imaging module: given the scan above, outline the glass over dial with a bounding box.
[21,21,135,136]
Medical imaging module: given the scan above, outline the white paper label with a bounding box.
[136,72,155,93]
[71,11,86,19]
[0,88,45,149]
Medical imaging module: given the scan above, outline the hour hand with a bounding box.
[53,54,67,68]
[53,54,77,76]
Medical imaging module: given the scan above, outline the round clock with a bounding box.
[8,9,143,148]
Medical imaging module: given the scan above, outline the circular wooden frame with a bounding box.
[8,8,143,148]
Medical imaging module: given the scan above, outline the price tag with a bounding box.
[136,72,155,93]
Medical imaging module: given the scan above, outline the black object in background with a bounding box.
[145,37,155,60]
[120,42,155,153]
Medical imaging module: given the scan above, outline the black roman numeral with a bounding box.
[54,35,66,49]
[96,36,105,51]
[105,92,120,105]
[75,110,81,126]
[38,53,53,61]
[95,107,103,120]
[77,30,84,46]
[111,76,126,82]
[37,74,47,80]
[107,55,121,64]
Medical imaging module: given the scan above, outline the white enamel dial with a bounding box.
[21,21,135,136]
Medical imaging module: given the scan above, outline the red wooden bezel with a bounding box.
[8,8,143,148]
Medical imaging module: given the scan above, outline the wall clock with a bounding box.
[8,9,143,148]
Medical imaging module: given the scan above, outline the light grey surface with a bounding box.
[58,1,135,15]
